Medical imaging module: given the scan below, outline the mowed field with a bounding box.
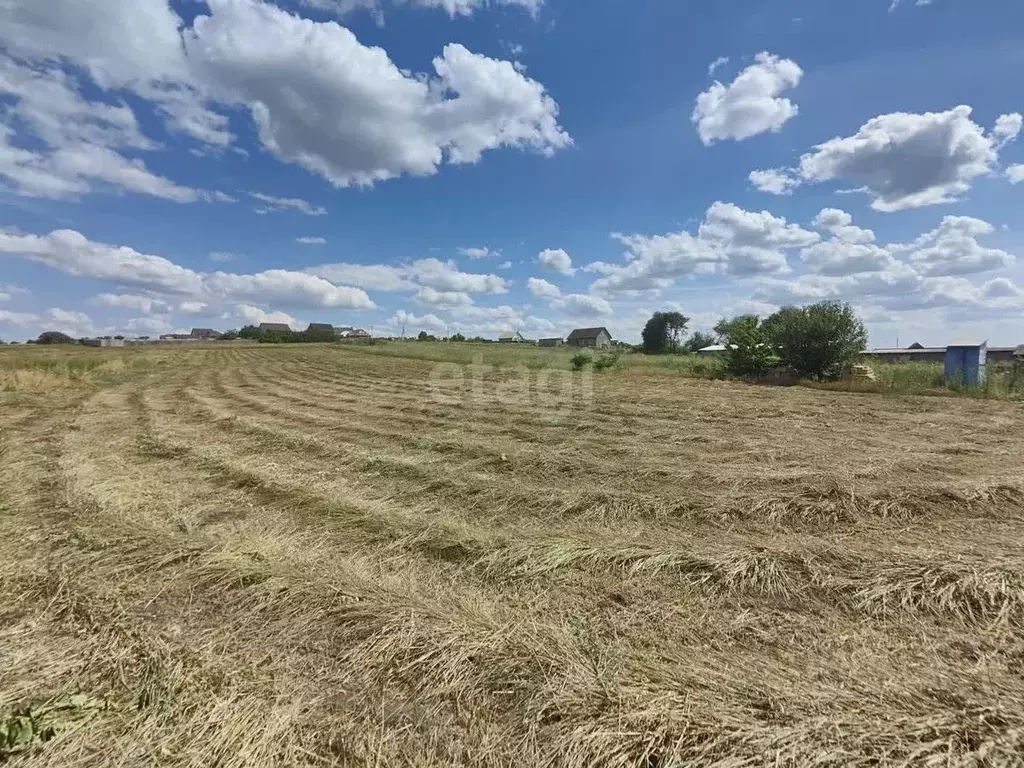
[3,344,1024,766]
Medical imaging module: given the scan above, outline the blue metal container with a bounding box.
[945,342,988,387]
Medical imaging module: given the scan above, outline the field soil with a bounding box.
[3,344,1024,766]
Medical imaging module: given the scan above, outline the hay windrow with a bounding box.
[3,343,1024,766]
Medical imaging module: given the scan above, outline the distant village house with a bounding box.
[567,327,612,349]
[499,331,526,344]
[259,322,292,333]
[538,338,564,348]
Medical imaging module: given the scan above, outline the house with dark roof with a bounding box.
[190,328,220,340]
[259,322,292,333]
[567,327,612,349]
[538,338,564,348]
[346,329,370,338]
[498,331,526,343]
[306,323,334,334]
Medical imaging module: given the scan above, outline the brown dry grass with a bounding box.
[2,343,1024,766]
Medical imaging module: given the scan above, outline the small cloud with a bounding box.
[296,236,327,245]
[538,248,575,276]
[707,56,729,76]
[209,251,239,262]
[457,246,498,260]
[249,192,327,216]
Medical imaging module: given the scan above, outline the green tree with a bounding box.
[238,325,261,340]
[36,331,75,345]
[718,316,775,377]
[682,331,716,354]
[641,311,690,354]
[763,301,867,380]
[450,333,466,342]
[714,315,758,342]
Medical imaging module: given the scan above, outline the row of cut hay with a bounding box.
[743,481,1024,526]
[141,377,1024,628]
[831,559,1024,626]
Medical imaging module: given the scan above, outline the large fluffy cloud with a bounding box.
[305,263,415,292]
[182,0,570,187]
[752,106,1023,211]
[527,277,562,299]
[0,227,375,310]
[589,202,817,295]
[551,293,613,317]
[0,60,230,202]
[754,210,1021,316]
[693,52,802,145]
[893,216,1015,276]
[0,0,569,199]
[698,202,819,275]
[409,258,508,294]
[414,286,475,309]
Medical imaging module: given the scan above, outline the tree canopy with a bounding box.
[763,301,867,380]
[682,331,716,354]
[641,311,690,354]
[36,331,75,345]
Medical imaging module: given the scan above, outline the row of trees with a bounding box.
[237,325,334,344]
[641,301,868,381]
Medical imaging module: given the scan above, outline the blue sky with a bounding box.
[1,0,1023,344]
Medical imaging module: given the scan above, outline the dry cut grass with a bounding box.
[2,343,1024,766]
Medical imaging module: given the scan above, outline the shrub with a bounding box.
[592,352,620,372]
[36,331,76,345]
[718,316,776,378]
[763,301,867,381]
[571,352,592,371]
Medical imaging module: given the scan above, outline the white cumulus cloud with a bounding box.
[693,52,802,145]
[754,106,1021,212]
[551,293,613,317]
[537,248,575,276]
[183,0,570,187]
[0,227,375,310]
[527,277,561,299]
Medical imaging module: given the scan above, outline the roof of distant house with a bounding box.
[259,322,292,332]
[190,328,217,336]
[306,323,334,332]
[567,327,611,340]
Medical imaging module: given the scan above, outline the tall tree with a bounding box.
[641,311,690,354]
